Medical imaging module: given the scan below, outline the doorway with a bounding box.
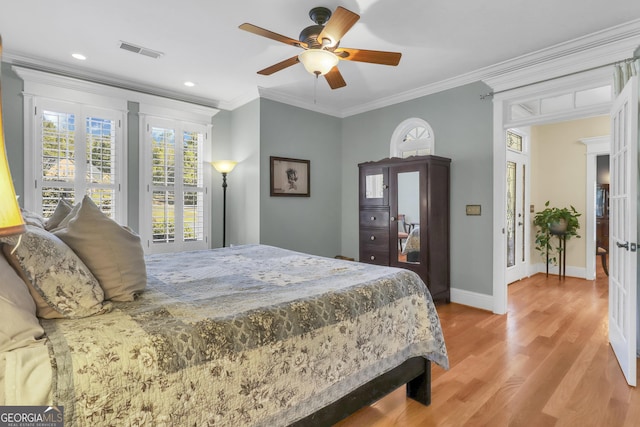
[492,67,614,315]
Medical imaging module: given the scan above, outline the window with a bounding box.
[17,66,218,254]
[25,98,125,222]
[390,118,435,158]
[140,111,211,254]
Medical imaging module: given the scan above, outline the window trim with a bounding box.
[390,117,435,158]
[139,104,213,254]
[18,70,128,223]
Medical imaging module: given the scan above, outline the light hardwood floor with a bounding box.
[336,258,640,426]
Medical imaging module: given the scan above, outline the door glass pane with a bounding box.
[153,191,175,243]
[506,161,516,268]
[182,130,204,242]
[507,131,523,152]
[521,164,526,263]
[42,110,75,182]
[86,116,116,218]
[152,127,175,186]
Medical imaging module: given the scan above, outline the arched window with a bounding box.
[390,118,435,158]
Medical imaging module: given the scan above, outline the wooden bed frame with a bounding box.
[292,356,431,426]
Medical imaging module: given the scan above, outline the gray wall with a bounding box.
[340,81,494,295]
[259,98,342,258]
[210,108,232,248]
[2,63,24,200]
[229,99,260,246]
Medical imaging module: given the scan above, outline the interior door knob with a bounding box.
[616,241,629,250]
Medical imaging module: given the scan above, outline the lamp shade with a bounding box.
[0,35,25,237]
[211,160,237,174]
[298,49,339,76]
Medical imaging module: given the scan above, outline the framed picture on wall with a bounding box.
[270,156,310,197]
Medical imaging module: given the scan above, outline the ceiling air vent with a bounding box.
[119,41,163,59]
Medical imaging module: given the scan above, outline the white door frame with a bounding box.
[580,136,611,280]
[492,67,614,314]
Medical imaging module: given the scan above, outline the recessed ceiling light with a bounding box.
[72,53,87,61]
[184,81,195,87]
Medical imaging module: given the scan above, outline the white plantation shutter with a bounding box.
[31,99,124,222]
[140,113,210,254]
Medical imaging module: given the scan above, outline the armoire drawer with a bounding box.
[359,247,389,265]
[359,210,389,228]
[359,228,389,248]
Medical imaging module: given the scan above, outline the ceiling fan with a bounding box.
[239,6,402,89]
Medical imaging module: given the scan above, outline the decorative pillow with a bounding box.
[0,249,45,352]
[45,198,73,231]
[53,195,147,301]
[1,226,110,319]
[20,209,45,229]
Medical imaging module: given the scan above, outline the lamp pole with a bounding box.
[211,160,237,248]
[221,171,228,247]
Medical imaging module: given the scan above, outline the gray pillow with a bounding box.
[20,209,45,229]
[53,195,147,301]
[45,198,73,231]
[2,226,110,319]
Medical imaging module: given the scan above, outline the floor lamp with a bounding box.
[0,35,26,239]
[211,160,237,247]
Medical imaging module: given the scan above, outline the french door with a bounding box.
[505,144,529,284]
[608,75,638,387]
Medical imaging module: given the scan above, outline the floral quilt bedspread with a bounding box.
[42,244,448,426]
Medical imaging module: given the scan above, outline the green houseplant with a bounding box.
[533,201,581,266]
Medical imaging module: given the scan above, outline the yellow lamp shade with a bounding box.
[0,35,26,237]
[211,160,237,174]
[0,153,24,237]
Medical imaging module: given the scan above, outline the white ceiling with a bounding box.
[2,0,640,117]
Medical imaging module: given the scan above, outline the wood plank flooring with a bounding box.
[336,260,640,426]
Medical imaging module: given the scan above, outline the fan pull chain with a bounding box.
[314,73,319,104]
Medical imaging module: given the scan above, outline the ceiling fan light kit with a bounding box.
[239,5,402,89]
[298,49,339,76]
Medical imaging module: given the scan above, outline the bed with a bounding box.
[1,199,448,426]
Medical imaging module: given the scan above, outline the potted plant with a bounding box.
[533,201,581,267]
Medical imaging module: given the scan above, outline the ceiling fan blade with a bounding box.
[317,7,359,46]
[335,47,401,66]
[324,66,346,89]
[257,56,300,76]
[239,23,307,48]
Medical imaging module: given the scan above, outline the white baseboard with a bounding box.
[450,287,493,312]
[530,263,587,279]
[450,263,588,313]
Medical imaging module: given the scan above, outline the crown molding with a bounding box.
[221,88,260,111]
[4,51,224,112]
[13,66,219,120]
[482,19,640,93]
